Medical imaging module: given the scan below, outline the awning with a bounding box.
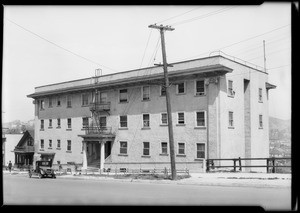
[266,82,277,90]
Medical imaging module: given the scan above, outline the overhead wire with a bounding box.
[139,29,153,69]
[5,17,117,72]
[156,6,202,24]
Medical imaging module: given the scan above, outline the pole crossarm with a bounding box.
[148,24,175,31]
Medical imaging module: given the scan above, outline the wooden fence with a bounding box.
[206,157,291,173]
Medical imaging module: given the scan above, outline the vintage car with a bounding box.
[29,160,56,179]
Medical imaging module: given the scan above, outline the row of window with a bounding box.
[39,80,264,110]
[119,141,206,159]
[40,139,72,151]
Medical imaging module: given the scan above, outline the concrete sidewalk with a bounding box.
[3,170,291,188]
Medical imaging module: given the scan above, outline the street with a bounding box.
[3,174,291,210]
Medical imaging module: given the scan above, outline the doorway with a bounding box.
[105,141,111,159]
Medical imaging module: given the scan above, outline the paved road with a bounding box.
[3,174,291,210]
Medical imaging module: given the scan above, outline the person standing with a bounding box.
[8,161,12,173]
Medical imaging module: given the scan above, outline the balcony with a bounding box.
[14,146,35,153]
[84,126,114,136]
[89,102,111,112]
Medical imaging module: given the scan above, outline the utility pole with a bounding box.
[263,40,267,73]
[148,24,176,180]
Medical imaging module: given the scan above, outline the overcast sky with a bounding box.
[2,3,291,123]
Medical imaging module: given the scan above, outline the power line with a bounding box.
[5,17,117,72]
[170,6,235,26]
[139,29,153,68]
[156,6,202,24]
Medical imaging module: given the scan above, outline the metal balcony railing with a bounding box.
[14,146,35,152]
[89,102,111,111]
[85,126,113,135]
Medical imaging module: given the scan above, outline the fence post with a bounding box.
[206,160,210,172]
[233,159,236,172]
[272,158,275,173]
[238,157,242,171]
[266,159,269,173]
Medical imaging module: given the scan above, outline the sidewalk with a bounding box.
[3,170,291,188]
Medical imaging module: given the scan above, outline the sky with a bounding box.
[2,3,291,123]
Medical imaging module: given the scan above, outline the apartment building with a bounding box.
[27,55,276,172]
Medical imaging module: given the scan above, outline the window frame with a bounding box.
[141,86,150,101]
[142,113,150,128]
[48,97,53,108]
[67,95,72,108]
[67,118,72,129]
[40,100,45,110]
[161,142,168,154]
[49,139,52,149]
[82,93,89,106]
[119,115,128,128]
[40,120,44,130]
[259,114,263,129]
[195,111,206,127]
[119,88,128,103]
[227,80,234,97]
[195,79,205,96]
[57,96,61,107]
[143,142,150,156]
[178,142,185,155]
[67,140,72,151]
[160,113,168,125]
[49,119,52,128]
[160,85,166,96]
[40,139,44,149]
[119,141,128,154]
[196,143,205,159]
[57,118,61,128]
[57,139,61,149]
[259,88,263,102]
[177,112,185,125]
[228,111,234,128]
[82,117,89,129]
[176,82,186,94]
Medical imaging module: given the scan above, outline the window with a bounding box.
[195,80,205,96]
[143,142,150,156]
[120,141,127,154]
[259,88,263,102]
[120,115,128,128]
[177,82,185,94]
[57,118,61,128]
[119,89,128,103]
[82,117,89,129]
[259,114,263,128]
[196,111,206,127]
[57,96,61,106]
[49,140,52,148]
[27,138,34,146]
[67,95,72,108]
[160,86,166,96]
[196,143,205,159]
[57,140,61,148]
[161,113,168,125]
[143,114,150,128]
[99,116,107,127]
[67,118,72,129]
[67,140,72,151]
[40,120,44,130]
[229,111,234,127]
[49,97,53,108]
[178,143,185,155]
[161,142,168,154]
[40,100,45,110]
[49,119,52,128]
[228,80,234,96]
[177,112,185,124]
[142,86,150,101]
[99,92,107,103]
[40,139,44,149]
[82,93,89,106]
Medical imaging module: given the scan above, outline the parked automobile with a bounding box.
[29,160,56,179]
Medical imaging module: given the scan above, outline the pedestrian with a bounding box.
[8,161,12,173]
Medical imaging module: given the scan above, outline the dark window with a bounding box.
[178,143,185,155]
[259,88,263,102]
[143,114,150,128]
[57,119,61,128]
[196,111,205,127]
[229,111,234,127]
[82,117,89,128]
[67,95,72,108]
[57,97,61,106]
[161,113,168,125]
[177,82,185,94]
[120,116,128,128]
[40,100,45,110]
[196,80,205,95]
[40,120,44,129]
[196,143,205,158]
[40,139,44,149]
[228,80,234,96]
[119,89,128,103]
[142,86,150,101]
[67,140,72,151]
[67,118,72,129]
[259,115,263,128]
[120,141,127,154]
[82,93,89,106]
[143,142,150,156]
[178,112,185,124]
[161,86,166,96]
[161,142,168,154]
[57,140,61,148]
[49,140,52,148]
[49,119,52,127]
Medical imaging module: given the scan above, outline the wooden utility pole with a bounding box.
[148,24,176,180]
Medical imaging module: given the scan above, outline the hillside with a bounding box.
[269,117,291,140]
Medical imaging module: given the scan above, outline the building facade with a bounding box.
[27,55,275,172]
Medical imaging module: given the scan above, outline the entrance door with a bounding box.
[105,141,111,159]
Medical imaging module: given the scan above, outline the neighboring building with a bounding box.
[27,55,276,172]
[4,134,23,166]
[13,130,35,167]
